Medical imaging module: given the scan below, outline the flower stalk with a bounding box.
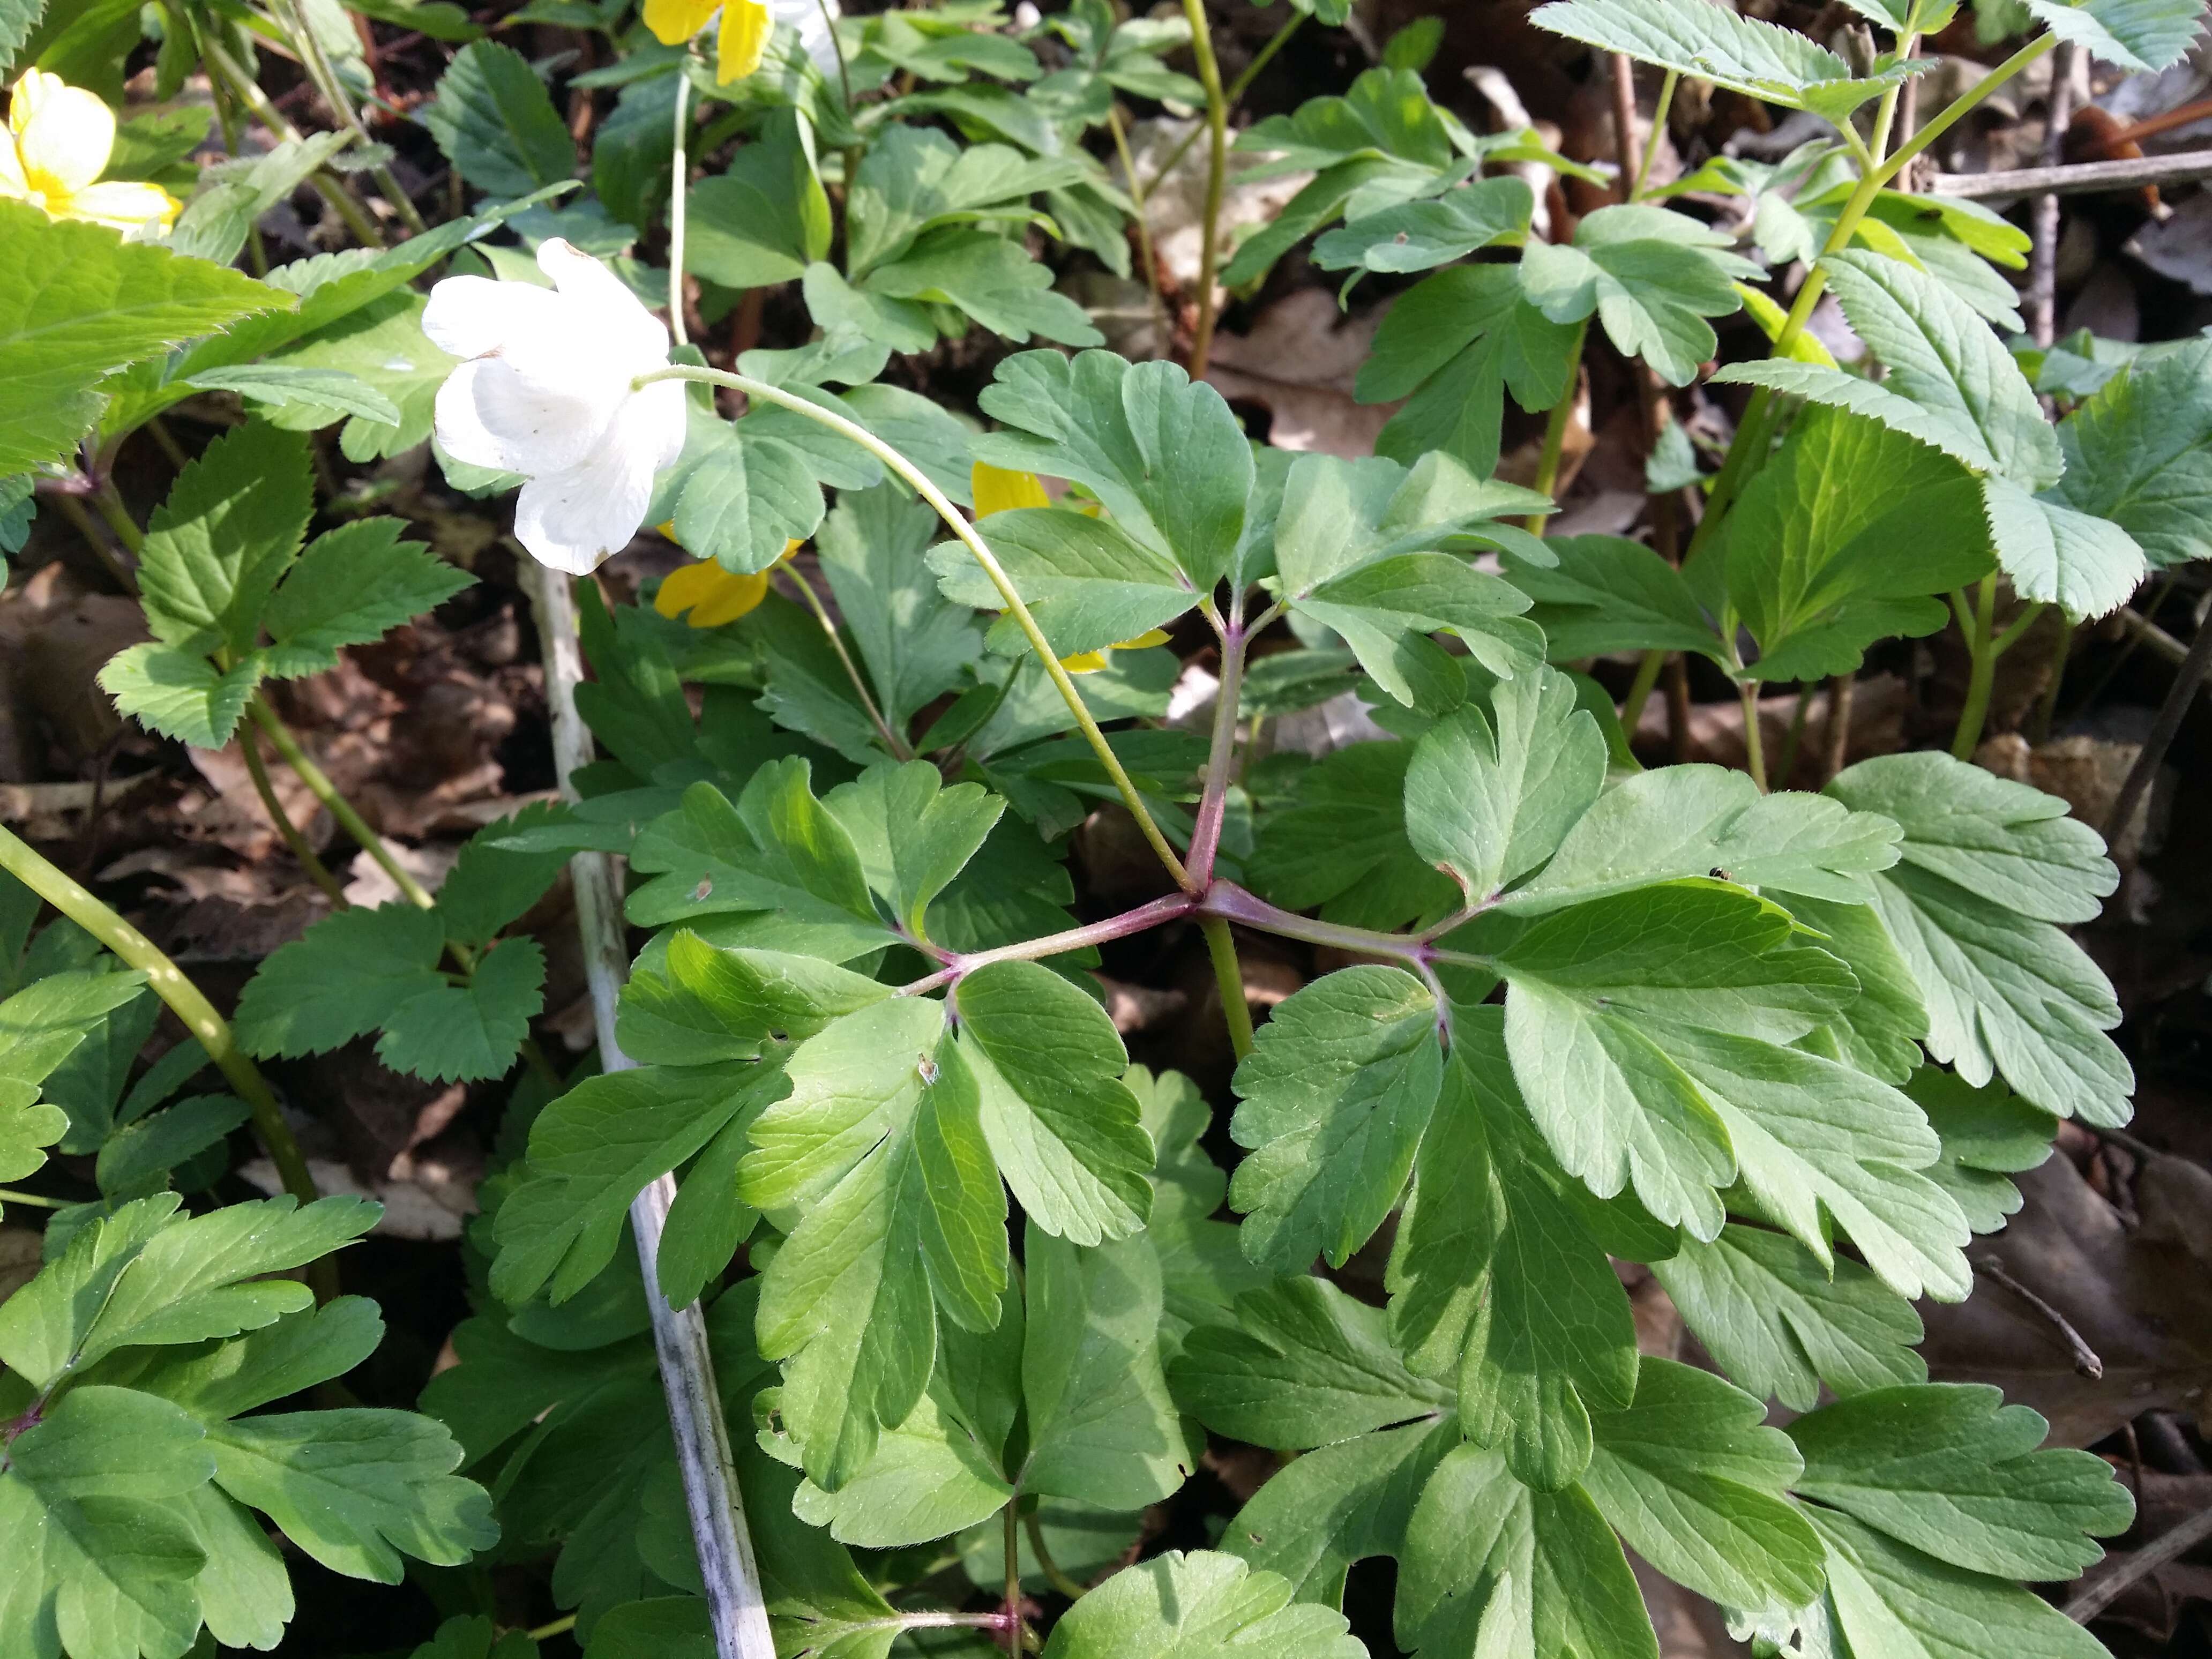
[1177,0,1230,380]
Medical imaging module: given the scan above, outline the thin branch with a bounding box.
[1026,1509,1090,1602]
[1185,618,1247,885]
[248,697,438,910]
[1932,146,2212,200]
[517,560,775,1659]
[1199,880,1432,965]
[2105,603,2212,842]
[1972,1254,2103,1379]
[2066,1502,2212,1624]
[2027,41,2080,347]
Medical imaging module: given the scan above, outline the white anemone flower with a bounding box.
[424,239,687,574]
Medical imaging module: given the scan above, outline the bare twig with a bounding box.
[1972,1254,2103,1379]
[2104,606,2212,842]
[2065,1501,2212,1624]
[518,562,776,1659]
[2028,42,2080,347]
[1930,147,2212,199]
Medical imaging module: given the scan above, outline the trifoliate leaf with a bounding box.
[1228,965,1442,1273]
[975,349,1255,593]
[822,760,1003,944]
[491,1062,784,1306]
[1519,205,1759,386]
[434,801,576,949]
[0,1193,377,1389]
[865,228,1103,348]
[233,904,448,1060]
[1788,1384,2132,1580]
[1402,667,1605,903]
[204,1409,497,1582]
[1500,764,1902,911]
[1220,1421,1456,1608]
[1358,265,1579,477]
[1041,1550,1367,1659]
[1827,754,2129,1123]
[377,937,544,1084]
[1580,1358,1826,1611]
[957,960,1154,1247]
[744,1000,1006,1488]
[260,519,473,679]
[1653,1224,1926,1412]
[1251,741,1459,933]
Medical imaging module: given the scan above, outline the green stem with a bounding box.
[778,561,911,759]
[1141,9,1301,198]
[815,0,853,111]
[525,1614,577,1642]
[1873,33,2053,191]
[242,722,348,905]
[1003,1503,1024,1656]
[200,34,386,248]
[1178,0,1230,380]
[1991,600,2045,659]
[92,481,145,561]
[49,494,139,593]
[1109,107,1166,339]
[639,365,1193,889]
[1739,679,1769,791]
[667,65,692,347]
[1200,914,1255,1060]
[1025,1510,1089,1602]
[275,0,427,234]
[1525,320,1589,533]
[0,1187,68,1209]
[1950,575,2000,759]
[247,697,438,910]
[1631,70,1678,201]
[2028,612,2072,742]
[1619,648,1666,742]
[0,822,330,1291]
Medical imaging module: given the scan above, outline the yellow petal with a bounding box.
[655,559,772,627]
[642,0,719,46]
[1112,628,1171,651]
[13,72,114,195]
[972,460,1049,519]
[1058,650,1110,674]
[715,0,772,84]
[657,520,682,542]
[62,177,180,231]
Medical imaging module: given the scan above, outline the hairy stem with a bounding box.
[1949,576,1999,760]
[778,560,911,759]
[48,493,140,594]
[668,66,693,347]
[1178,0,1230,380]
[1200,914,1255,1060]
[639,364,1192,888]
[241,724,348,904]
[248,697,438,910]
[0,822,330,1290]
[518,561,775,1659]
[1525,321,1588,533]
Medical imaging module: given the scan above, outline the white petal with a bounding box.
[511,410,667,573]
[422,274,570,361]
[536,238,670,373]
[434,356,618,477]
[625,378,691,475]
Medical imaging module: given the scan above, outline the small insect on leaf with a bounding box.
[691,877,714,903]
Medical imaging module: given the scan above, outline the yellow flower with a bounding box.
[1,70,178,234]
[642,0,839,85]
[969,462,1169,674]
[654,533,799,627]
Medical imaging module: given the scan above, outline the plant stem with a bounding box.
[1618,648,1666,743]
[1186,616,1248,884]
[1525,321,1588,533]
[2029,619,2071,742]
[200,34,387,248]
[778,561,911,759]
[1199,879,1430,965]
[247,697,437,909]
[525,1614,578,1641]
[1949,576,2001,759]
[1003,1502,1023,1655]
[1108,107,1166,339]
[0,823,330,1288]
[275,0,427,234]
[241,723,348,904]
[1178,0,1230,380]
[91,481,146,561]
[1739,680,1769,790]
[518,561,775,1659]
[1632,70,1679,201]
[815,0,853,111]
[47,493,140,593]
[903,893,1199,995]
[1141,9,1301,198]
[1200,915,1254,1060]
[639,365,1193,890]
[0,1187,68,1209]
[1025,1509,1089,1602]
[668,66,693,348]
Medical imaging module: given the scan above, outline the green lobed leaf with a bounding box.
[134,420,313,661]
[685,110,832,289]
[1979,474,2147,621]
[376,936,545,1083]
[233,905,448,1060]
[823,760,1004,943]
[814,483,983,730]
[1531,0,1903,115]
[260,519,474,679]
[928,506,1198,664]
[1251,741,1459,933]
[99,645,267,749]
[2048,335,2212,569]
[2022,0,2207,70]
[183,364,403,429]
[1041,1550,1367,1659]
[1504,534,1723,663]
[1519,204,1759,387]
[423,41,577,199]
[1229,965,1442,1273]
